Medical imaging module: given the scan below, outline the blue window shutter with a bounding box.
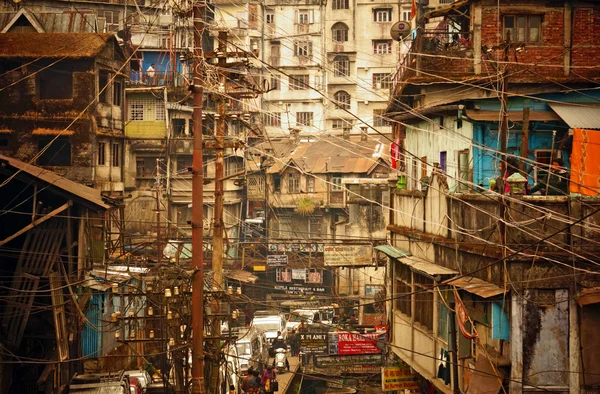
[492,302,510,340]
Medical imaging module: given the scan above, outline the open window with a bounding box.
[37,137,71,166]
[37,68,72,100]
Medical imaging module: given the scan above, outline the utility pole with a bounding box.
[191,0,205,392]
[210,30,227,391]
[155,158,163,264]
[448,303,460,394]
[520,107,530,173]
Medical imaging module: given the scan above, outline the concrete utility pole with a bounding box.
[210,30,227,390]
[191,0,205,392]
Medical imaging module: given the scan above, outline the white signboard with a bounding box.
[267,255,288,267]
[324,245,373,267]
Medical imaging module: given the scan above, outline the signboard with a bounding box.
[330,331,385,355]
[299,332,328,354]
[253,265,266,272]
[324,245,372,267]
[315,354,382,368]
[292,269,306,280]
[365,284,385,297]
[267,255,288,267]
[273,285,327,295]
[381,365,419,391]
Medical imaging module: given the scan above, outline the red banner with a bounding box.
[337,332,382,355]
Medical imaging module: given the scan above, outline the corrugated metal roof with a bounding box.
[266,136,390,174]
[400,256,458,276]
[447,276,506,298]
[549,103,600,130]
[0,33,113,58]
[0,10,97,33]
[374,245,411,259]
[0,154,110,210]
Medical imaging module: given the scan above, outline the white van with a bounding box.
[251,313,286,356]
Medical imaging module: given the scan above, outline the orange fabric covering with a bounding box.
[570,128,600,196]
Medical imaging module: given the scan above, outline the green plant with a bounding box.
[295,198,315,215]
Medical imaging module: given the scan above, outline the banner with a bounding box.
[382,365,419,391]
[324,245,372,267]
[334,331,384,355]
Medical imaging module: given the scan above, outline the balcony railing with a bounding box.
[128,70,191,88]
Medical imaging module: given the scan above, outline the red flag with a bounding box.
[411,0,417,20]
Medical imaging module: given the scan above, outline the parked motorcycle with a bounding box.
[273,348,289,373]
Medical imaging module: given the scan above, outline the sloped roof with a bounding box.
[0,32,114,59]
[0,8,97,33]
[0,154,110,210]
[266,136,390,175]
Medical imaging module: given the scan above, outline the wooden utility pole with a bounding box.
[210,31,227,391]
[520,107,530,173]
[191,0,206,392]
[155,158,163,264]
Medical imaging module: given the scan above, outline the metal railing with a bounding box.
[128,70,191,87]
[420,30,472,53]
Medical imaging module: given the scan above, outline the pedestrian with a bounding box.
[289,330,299,356]
[146,63,155,84]
[248,369,261,394]
[260,365,276,394]
[530,158,569,196]
[241,367,254,394]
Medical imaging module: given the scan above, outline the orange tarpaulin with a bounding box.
[570,128,600,196]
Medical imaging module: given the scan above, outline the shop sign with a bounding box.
[267,255,288,267]
[324,245,372,266]
[332,331,384,355]
[273,284,327,295]
[299,332,328,354]
[381,365,419,391]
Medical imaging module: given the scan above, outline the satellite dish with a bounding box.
[390,21,411,41]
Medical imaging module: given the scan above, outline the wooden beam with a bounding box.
[0,201,72,247]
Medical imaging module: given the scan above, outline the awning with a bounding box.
[548,103,600,129]
[32,128,75,136]
[85,269,131,291]
[465,109,560,122]
[374,244,411,259]
[226,270,258,284]
[447,277,506,298]
[425,0,471,19]
[400,256,458,277]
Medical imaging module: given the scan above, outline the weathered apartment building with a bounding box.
[379,1,600,394]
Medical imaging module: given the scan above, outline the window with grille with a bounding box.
[130,103,144,120]
[248,175,265,193]
[289,75,309,90]
[373,8,392,22]
[334,91,350,110]
[333,55,350,77]
[155,100,166,121]
[332,0,349,10]
[129,95,163,121]
[98,142,106,166]
[288,172,300,193]
[296,112,313,127]
[276,268,292,282]
[373,40,392,54]
[332,119,351,129]
[265,112,281,127]
[395,263,412,316]
[414,275,434,331]
[112,143,120,167]
[98,10,120,32]
[373,109,391,127]
[307,176,315,193]
[308,218,321,238]
[332,22,349,42]
[373,73,391,89]
[504,15,542,44]
[294,40,313,57]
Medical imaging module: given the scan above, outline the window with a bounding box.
[412,157,418,189]
[288,172,300,193]
[402,10,411,22]
[533,150,562,183]
[373,40,392,54]
[98,10,119,32]
[440,151,447,172]
[112,143,120,167]
[421,156,428,179]
[332,119,351,129]
[266,10,274,24]
[155,100,166,121]
[270,75,280,90]
[37,137,71,166]
[278,216,292,238]
[395,263,411,316]
[136,156,157,178]
[414,275,433,330]
[308,218,321,238]
[438,291,454,342]
[130,103,144,120]
[265,112,281,127]
[248,175,265,193]
[173,118,187,136]
[176,156,192,173]
[270,43,281,66]
[37,68,72,100]
[307,176,315,193]
[113,80,122,106]
[373,73,391,89]
[332,0,349,10]
[332,22,349,42]
[226,157,244,177]
[373,8,392,22]
[334,91,351,110]
[332,175,343,191]
[458,149,470,191]
[289,75,309,90]
[296,10,313,24]
[296,112,313,127]
[276,268,292,283]
[99,71,109,103]
[504,15,541,44]
[306,268,322,283]
[373,109,391,127]
[98,142,106,165]
[273,174,281,192]
[333,55,350,77]
[294,40,313,57]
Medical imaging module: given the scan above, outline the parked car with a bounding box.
[68,371,129,394]
[145,383,176,394]
[235,326,269,374]
[286,306,336,333]
[251,313,287,356]
[129,377,143,394]
[124,370,153,390]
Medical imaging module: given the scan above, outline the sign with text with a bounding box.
[299,332,328,354]
[315,354,382,368]
[331,331,385,355]
[381,365,419,391]
[324,245,372,266]
[273,284,327,295]
[267,255,288,267]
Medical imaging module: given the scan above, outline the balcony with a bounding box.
[128,70,191,88]
[408,30,474,80]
